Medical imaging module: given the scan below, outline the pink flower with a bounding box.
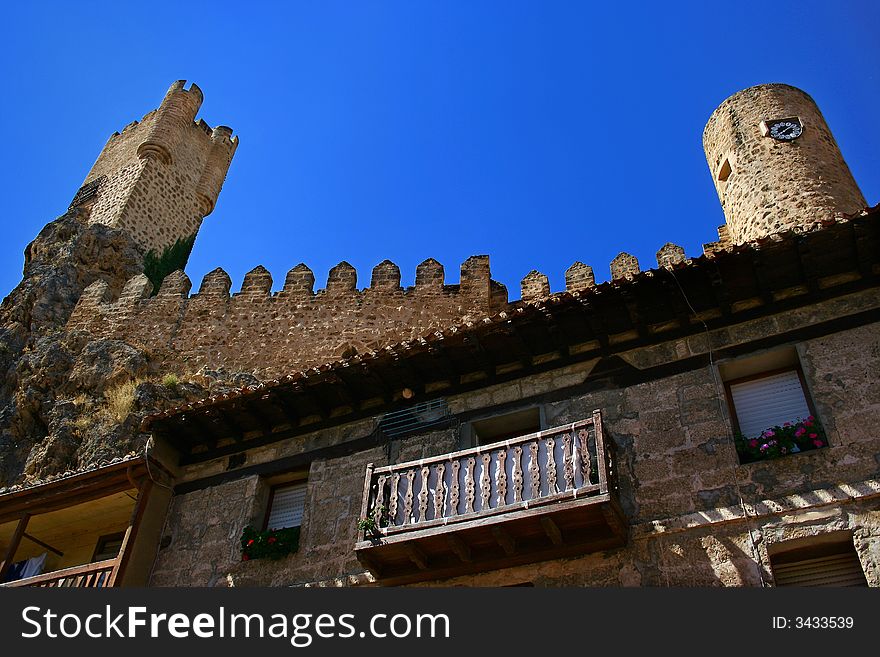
[764,430,776,437]
[809,433,817,439]
[813,439,824,448]
[795,428,806,437]
[808,416,815,422]
[749,439,759,448]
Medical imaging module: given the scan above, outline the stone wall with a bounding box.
[148,293,880,586]
[66,256,509,379]
[78,81,237,254]
[703,83,866,244]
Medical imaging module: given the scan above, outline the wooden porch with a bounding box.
[355,411,627,585]
[0,457,164,588]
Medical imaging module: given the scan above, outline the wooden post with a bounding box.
[593,409,610,494]
[0,514,30,582]
[358,463,374,542]
[108,479,152,587]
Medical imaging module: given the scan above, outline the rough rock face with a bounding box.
[0,210,205,488]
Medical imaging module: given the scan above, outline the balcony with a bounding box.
[356,410,626,584]
[1,457,170,588]
[3,559,117,588]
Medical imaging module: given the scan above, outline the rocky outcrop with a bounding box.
[0,210,203,488]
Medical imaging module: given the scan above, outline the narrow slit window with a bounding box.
[717,157,732,182]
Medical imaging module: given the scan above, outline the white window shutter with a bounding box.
[267,482,307,530]
[729,370,811,438]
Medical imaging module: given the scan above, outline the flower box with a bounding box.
[240,525,300,561]
[735,416,827,464]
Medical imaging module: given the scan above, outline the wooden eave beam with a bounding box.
[264,391,300,427]
[210,408,246,443]
[188,414,219,450]
[492,526,517,556]
[750,248,776,305]
[446,534,473,563]
[404,543,429,571]
[540,516,564,546]
[426,342,461,386]
[852,219,877,279]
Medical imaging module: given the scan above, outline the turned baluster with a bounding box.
[418,466,430,522]
[562,432,575,491]
[578,428,593,485]
[403,470,415,524]
[496,449,508,506]
[529,442,541,499]
[389,473,400,525]
[435,462,447,519]
[480,453,492,511]
[449,461,461,516]
[512,445,524,503]
[464,457,476,514]
[374,474,387,525]
[546,436,558,494]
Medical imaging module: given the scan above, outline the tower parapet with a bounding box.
[703,83,865,245]
[72,81,238,256]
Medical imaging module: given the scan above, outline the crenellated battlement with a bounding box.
[518,241,692,302]
[67,256,509,379]
[71,81,238,256]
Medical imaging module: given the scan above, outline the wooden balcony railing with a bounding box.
[356,410,624,583]
[2,558,117,588]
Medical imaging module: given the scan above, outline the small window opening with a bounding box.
[717,157,732,182]
[769,533,868,587]
[470,407,542,446]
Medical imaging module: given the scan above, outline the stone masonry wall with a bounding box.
[67,256,508,379]
[148,293,880,586]
[79,81,237,254]
[703,83,866,244]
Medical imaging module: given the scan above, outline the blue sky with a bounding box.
[1,1,877,300]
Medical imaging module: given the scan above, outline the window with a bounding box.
[463,406,543,448]
[769,533,868,587]
[717,157,732,182]
[91,532,125,562]
[265,481,307,531]
[727,368,813,438]
[720,347,826,463]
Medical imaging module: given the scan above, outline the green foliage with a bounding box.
[161,373,180,389]
[357,504,387,536]
[735,416,827,464]
[143,234,196,297]
[240,525,300,561]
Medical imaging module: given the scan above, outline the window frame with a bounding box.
[460,405,546,449]
[90,531,126,563]
[262,478,308,532]
[723,364,818,438]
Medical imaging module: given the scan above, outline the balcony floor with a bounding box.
[356,493,627,586]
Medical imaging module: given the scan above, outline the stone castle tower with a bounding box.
[703,83,866,246]
[70,80,238,255]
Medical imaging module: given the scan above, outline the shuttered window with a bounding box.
[266,482,307,530]
[728,369,812,438]
[771,539,868,587]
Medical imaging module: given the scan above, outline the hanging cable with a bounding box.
[665,265,768,587]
